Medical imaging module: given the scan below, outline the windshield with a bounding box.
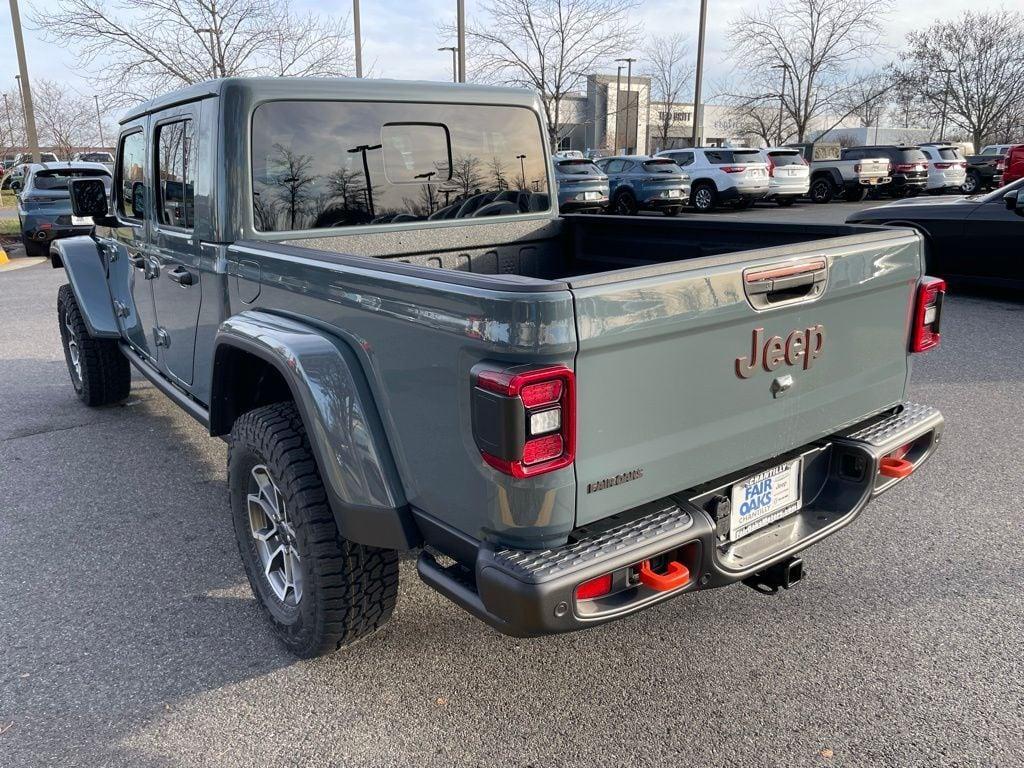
[556,160,603,176]
[32,169,111,191]
[643,159,683,174]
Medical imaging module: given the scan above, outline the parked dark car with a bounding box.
[848,146,928,198]
[594,155,689,215]
[15,162,111,256]
[553,157,609,213]
[847,178,1024,288]
[962,145,1011,193]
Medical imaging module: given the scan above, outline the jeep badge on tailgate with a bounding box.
[735,324,825,379]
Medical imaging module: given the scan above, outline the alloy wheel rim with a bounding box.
[696,189,712,208]
[248,464,303,606]
[64,311,81,380]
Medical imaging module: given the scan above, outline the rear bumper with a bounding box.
[719,185,770,202]
[418,402,943,637]
[766,180,810,197]
[639,190,689,208]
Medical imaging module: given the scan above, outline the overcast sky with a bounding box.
[0,0,1007,121]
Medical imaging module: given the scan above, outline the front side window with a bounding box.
[251,100,551,231]
[156,119,197,229]
[117,131,146,219]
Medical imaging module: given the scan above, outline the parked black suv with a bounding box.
[845,145,929,198]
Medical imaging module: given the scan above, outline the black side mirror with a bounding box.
[1015,189,1024,218]
[1003,189,1017,210]
[70,177,109,219]
[10,178,21,192]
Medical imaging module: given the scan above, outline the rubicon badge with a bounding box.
[735,325,825,379]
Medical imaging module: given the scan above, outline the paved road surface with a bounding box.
[1,210,1021,767]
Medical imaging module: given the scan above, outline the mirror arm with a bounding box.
[92,214,120,228]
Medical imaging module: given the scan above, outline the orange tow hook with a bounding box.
[879,456,914,479]
[638,560,690,592]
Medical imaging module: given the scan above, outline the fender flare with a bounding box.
[210,311,420,550]
[811,168,843,190]
[53,237,119,339]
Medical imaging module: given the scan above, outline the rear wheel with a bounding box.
[809,177,834,204]
[57,284,131,407]
[229,402,400,658]
[662,206,681,217]
[691,182,717,212]
[961,171,980,194]
[612,190,638,215]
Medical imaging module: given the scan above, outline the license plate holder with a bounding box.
[729,459,803,541]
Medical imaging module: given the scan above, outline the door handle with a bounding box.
[167,266,194,286]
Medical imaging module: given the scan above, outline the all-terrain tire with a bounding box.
[228,402,400,658]
[809,177,834,204]
[57,284,131,406]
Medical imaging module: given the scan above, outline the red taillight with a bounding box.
[720,165,745,173]
[895,163,923,172]
[575,573,612,600]
[934,162,952,170]
[767,156,776,177]
[911,276,945,353]
[474,364,576,478]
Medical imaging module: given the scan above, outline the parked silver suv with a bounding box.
[657,147,770,211]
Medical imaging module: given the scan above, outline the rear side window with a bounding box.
[842,149,863,160]
[670,151,694,166]
[155,119,197,229]
[704,150,733,164]
[32,169,111,191]
[768,151,804,166]
[251,101,551,231]
[117,131,146,220]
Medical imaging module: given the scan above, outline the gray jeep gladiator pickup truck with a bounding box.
[55,78,946,657]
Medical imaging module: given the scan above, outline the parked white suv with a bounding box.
[656,147,769,211]
[760,147,810,206]
[919,144,967,194]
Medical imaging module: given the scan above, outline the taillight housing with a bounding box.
[720,165,745,173]
[767,156,776,177]
[472,364,576,478]
[853,162,861,173]
[911,276,946,353]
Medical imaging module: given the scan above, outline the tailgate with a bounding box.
[859,158,890,178]
[569,231,921,525]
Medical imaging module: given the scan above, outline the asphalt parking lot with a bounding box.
[1,201,1022,767]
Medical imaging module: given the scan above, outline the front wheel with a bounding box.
[57,284,130,406]
[229,402,400,658]
[809,178,834,204]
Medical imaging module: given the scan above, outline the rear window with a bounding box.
[705,149,761,165]
[642,159,683,174]
[556,159,603,176]
[768,151,804,167]
[32,168,111,190]
[77,152,113,163]
[251,100,551,231]
[937,147,959,160]
[899,149,927,163]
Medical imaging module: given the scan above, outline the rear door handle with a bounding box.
[167,266,194,286]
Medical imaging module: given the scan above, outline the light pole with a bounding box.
[9,0,39,163]
[456,0,466,82]
[616,57,636,153]
[347,143,381,215]
[771,63,789,146]
[690,0,708,148]
[353,0,363,77]
[3,93,15,151]
[196,27,217,78]
[94,95,105,148]
[516,153,526,189]
[438,47,458,83]
[614,65,623,151]
[936,68,953,141]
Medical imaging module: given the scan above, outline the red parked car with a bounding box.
[1000,144,1024,186]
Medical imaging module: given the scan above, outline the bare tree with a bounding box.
[32,0,354,106]
[838,72,889,129]
[451,154,484,198]
[33,79,100,157]
[645,34,693,150]
[724,0,890,143]
[898,10,1024,148]
[450,0,640,149]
